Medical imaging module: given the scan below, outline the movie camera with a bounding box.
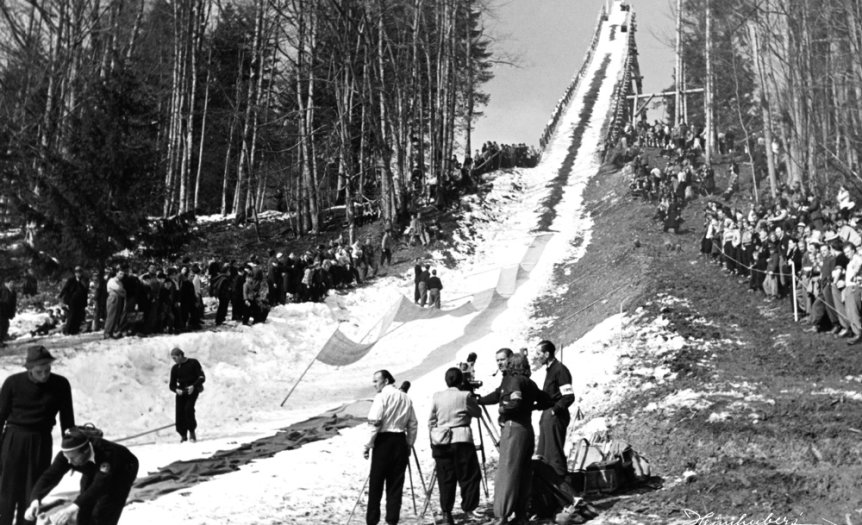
[458,352,483,391]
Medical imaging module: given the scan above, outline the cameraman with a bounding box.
[428,367,482,525]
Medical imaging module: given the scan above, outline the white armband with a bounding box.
[559,384,574,396]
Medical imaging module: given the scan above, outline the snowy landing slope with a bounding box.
[17,1,633,522]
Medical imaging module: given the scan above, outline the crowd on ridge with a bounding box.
[626,119,862,345]
[0,220,458,345]
[466,142,540,177]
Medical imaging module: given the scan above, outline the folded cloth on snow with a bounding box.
[128,404,367,502]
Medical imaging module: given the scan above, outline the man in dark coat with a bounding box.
[21,269,37,297]
[0,346,75,525]
[427,269,443,309]
[169,347,206,442]
[211,264,233,325]
[231,265,246,322]
[413,259,423,303]
[59,266,89,335]
[0,277,15,347]
[91,269,108,332]
[118,267,139,335]
[25,427,138,525]
[267,256,283,306]
[535,340,575,477]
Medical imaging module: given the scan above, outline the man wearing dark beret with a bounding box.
[25,427,138,525]
[0,346,75,525]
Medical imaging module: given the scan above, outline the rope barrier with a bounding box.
[704,237,855,323]
[558,282,634,324]
[113,423,175,443]
[706,238,797,279]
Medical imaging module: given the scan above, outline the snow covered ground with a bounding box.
[7,2,643,523]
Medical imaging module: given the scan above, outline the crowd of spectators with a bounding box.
[621,119,736,160]
[3,232,402,342]
[626,118,862,345]
[696,185,862,344]
[1,137,538,345]
[466,142,539,178]
[630,153,728,233]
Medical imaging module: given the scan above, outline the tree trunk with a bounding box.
[749,23,778,198]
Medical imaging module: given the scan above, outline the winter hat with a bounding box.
[24,346,55,368]
[61,429,89,452]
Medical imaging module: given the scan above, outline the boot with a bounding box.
[189,430,197,443]
[442,511,455,525]
[180,432,187,443]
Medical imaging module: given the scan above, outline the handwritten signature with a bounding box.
[679,509,820,525]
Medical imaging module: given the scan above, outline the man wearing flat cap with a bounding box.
[169,347,206,443]
[25,427,139,525]
[0,346,75,525]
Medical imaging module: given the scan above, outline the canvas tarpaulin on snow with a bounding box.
[127,401,370,502]
[313,233,554,367]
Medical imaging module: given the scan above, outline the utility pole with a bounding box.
[675,0,683,126]
[704,0,714,164]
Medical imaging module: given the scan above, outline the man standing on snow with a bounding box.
[535,340,575,477]
[25,426,138,525]
[212,263,233,325]
[169,347,206,443]
[417,265,431,307]
[363,370,417,525]
[102,268,126,339]
[427,269,443,309]
[0,346,75,525]
[0,277,16,347]
[380,230,393,268]
[413,259,423,303]
[59,266,89,335]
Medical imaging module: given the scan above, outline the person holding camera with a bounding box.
[535,340,575,477]
[428,367,482,525]
[364,370,417,525]
[25,427,139,525]
[169,347,206,443]
[478,354,551,525]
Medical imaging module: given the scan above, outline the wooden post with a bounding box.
[791,260,798,322]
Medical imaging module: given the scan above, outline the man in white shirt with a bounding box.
[363,370,418,525]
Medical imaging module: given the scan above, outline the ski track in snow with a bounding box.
[19,3,636,522]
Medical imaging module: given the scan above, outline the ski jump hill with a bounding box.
[11,1,646,522]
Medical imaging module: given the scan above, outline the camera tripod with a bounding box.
[418,404,501,520]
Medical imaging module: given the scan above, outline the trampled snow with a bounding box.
[6,2,641,522]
